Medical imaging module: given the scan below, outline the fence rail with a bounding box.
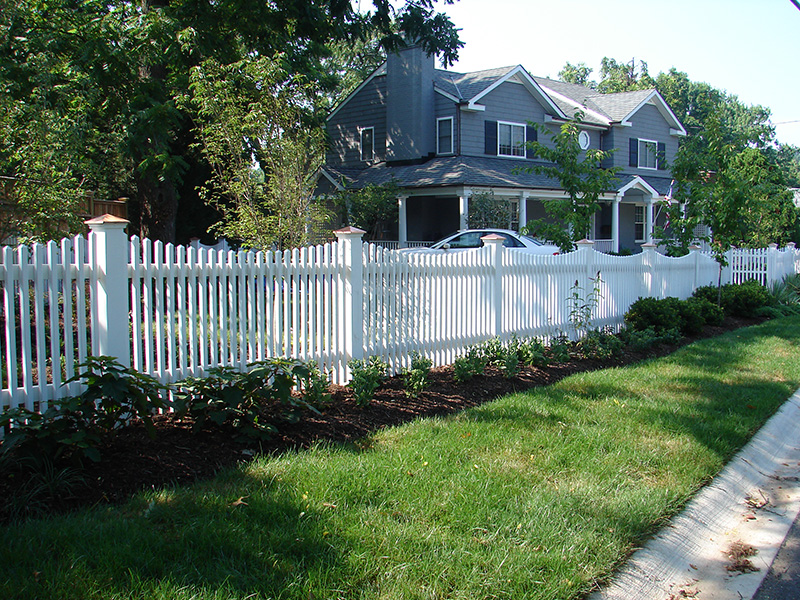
[2,220,799,410]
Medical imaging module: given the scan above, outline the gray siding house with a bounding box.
[317,46,687,253]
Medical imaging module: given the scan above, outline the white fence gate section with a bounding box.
[2,217,799,411]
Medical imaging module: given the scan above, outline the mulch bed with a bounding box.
[0,317,761,522]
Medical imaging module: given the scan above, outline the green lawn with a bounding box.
[3,318,800,600]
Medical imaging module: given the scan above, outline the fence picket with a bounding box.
[2,231,799,407]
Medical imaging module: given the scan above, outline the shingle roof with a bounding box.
[326,156,562,190]
[589,90,656,122]
[323,159,674,197]
[431,68,664,127]
[433,66,518,101]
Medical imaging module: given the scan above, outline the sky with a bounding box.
[438,0,800,147]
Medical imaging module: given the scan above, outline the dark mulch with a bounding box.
[0,317,761,522]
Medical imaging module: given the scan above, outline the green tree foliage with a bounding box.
[596,58,654,93]
[0,0,463,243]
[186,57,331,251]
[567,60,800,254]
[654,68,799,256]
[467,190,513,229]
[557,62,594,87]
[333,181,401,241]
[521,114,620,252]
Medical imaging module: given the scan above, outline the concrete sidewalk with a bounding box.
[590,389,800,600]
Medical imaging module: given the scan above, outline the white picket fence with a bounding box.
[2,219,799,411]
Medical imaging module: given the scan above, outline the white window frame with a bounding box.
[436,117,454,155]
[360,126,375,162]
[634,205,645,242]
[637,138,658,170]
[498,121,526,158]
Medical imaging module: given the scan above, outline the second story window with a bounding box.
[437,117,454,155]
[638,139,658,170]
[498,122,526,157]
[360,127,374,162]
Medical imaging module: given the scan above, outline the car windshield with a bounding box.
[520,235,545,246]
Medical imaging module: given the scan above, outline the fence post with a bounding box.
[641,243,658,297]
[86,214,131,367]
[766,243,778,286]
[482,234,505,339]
[787,242,799,276]
[689,245,702,292]
[575,238,595,280]
[335,227,365,378]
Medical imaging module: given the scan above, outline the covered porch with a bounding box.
[393,176,669,253]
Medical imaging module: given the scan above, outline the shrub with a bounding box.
[547,334,572,364]
[518,337,549,368]
[624,297,682,334]
[0,357,169,465]
[453,347,487,383]
[692,285,720,306]
[725,280,771,317]
[692,280,771,318]
[687,297,724,327]
[575,328,625,360]
[403,352,433,398]
[618,326,661,352]
[348,356,389,406]
[175,358,322,440]
[675,299,706,335]
[296,361,332,409]
[480,337,521,378]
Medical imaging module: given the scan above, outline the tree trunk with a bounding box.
[136,172,178,243]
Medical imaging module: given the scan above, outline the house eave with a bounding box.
[468,65,567,119]
[620,90,687,136]
[326,63,386,122]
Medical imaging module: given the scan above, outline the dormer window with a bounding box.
[360,127,374,162]
[498,121,526,158]
[437,117,454,155]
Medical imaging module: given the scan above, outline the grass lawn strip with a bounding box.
[2,317,800,600]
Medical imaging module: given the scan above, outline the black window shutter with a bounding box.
[526,125,538,159]
[629,138,638,167]
[657,142,666,170]
[485,120,497,156]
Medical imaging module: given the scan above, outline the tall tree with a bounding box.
[653,68,799,254]
[0,0,463,242]
[557,62,594,87]
[186,57,331,250]
[597,57,654,93]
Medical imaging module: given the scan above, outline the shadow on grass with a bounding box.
[0,468,352,599]
[2,319,798,600]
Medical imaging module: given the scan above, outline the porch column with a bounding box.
[645,196,655,244]
[398,194,409,248]
[611,194,621,253]
[459,188,471,230]
[519,192,529,232]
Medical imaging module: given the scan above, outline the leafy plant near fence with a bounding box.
[402,352,433,398]
[692,280,772,318]
[573,327,625,360]
[348,356,389,406]
[625,295,724,337]
[452,346,488,383]
[568,271,603,337]
[0,357,168,465]
[174,359,325,440]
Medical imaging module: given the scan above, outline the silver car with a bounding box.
[406,229,560,254]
